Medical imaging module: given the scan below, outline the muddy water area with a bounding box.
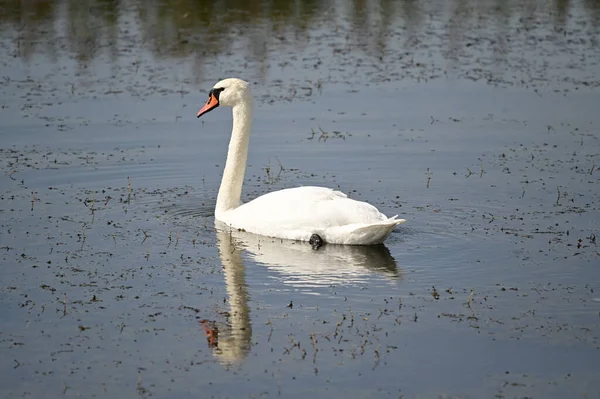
[1,1,599,398]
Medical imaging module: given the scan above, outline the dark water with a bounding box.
[1,0,599,398]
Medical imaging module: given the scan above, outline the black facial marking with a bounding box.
[210,87,225,101]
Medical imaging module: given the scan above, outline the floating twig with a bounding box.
[79,227,87,250]
[276,157,285,178]
[318,126,329,142]
[90,192,95,215]
[426,168,431,188]
[466,289,475,308]
[267,320,273,342]
[62,293,67,317]
[372,338,381,370]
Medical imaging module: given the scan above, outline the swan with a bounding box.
[197,78,406,246]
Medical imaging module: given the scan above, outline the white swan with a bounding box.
[197,78,406,245]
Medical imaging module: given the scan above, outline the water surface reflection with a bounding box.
[218,221,401,287]
[1,0,598,94]
[209,228,252,365]
[209,224,401,364]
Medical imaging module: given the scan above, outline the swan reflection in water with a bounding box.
[205,222,402,365]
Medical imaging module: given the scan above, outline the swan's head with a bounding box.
[197,78,251,118]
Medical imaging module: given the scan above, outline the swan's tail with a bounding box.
[387,215,407,225]
[327,216,406,245]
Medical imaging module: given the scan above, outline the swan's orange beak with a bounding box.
[197,92,219,118]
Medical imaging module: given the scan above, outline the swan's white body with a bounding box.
[197,78,405,245]
[218,186,403,245]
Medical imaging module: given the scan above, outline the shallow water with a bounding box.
[1,0,599,398]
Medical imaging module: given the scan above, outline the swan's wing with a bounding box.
[230,186,390,231]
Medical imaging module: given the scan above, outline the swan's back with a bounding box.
[218,186,405,245]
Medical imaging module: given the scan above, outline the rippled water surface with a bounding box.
[1,1,599,398]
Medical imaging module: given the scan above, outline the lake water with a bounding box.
[1,0,599,398]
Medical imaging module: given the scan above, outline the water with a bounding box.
[1,0,599,398]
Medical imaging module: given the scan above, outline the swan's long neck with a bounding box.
[216,99,253,216]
